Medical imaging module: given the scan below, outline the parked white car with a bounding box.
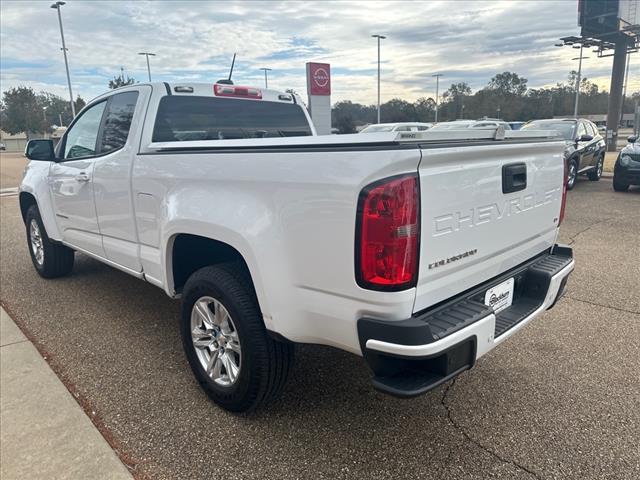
[359,122,433,133]
[20,82,574,412]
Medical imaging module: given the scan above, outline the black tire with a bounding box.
[567,158,578,190]
[25,204,74,278]
[612,175,629,192]
[180,263,294,412]
[588,155,604,181]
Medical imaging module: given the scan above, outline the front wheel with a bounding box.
[567,159,578,190]
[25,205,74,278]
[588,156,604,181]
[180,263,294,412]
[612,175,629,192]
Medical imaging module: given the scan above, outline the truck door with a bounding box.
[93,87,150,272]
[49,100,107,256]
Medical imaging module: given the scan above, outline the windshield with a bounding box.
[360,125,396,133]
[521,120,576,141]
[152,96,312,142]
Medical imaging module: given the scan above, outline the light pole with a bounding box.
[556,42,588,118]
[432,73,443,123]
[50,1,75,117]
[571,44,588,117]
[138,52,156,82]
[259,68,272,88]
[372,34,386,123]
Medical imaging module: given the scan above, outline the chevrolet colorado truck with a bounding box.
[20,82,575,412]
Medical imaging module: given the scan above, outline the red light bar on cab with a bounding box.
[214,84,262,99]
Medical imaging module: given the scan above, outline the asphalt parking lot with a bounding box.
[1,170,638,479]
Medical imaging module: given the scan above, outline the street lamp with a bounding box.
[556,41,588,117]
[50,1,75,117]
[372,34,386,123]
[259,68,272,88]
[138,52,156,82]
[432,73,443,123]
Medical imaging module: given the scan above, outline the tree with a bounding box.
[487,71,528,96]
[414,97,435,122]
[1,86,50,138]
[442,83,472,119]
[109,71,136,89]
[381,98,416,122]
[74,95,86,114]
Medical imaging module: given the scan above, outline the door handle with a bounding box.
[75,173,90,183]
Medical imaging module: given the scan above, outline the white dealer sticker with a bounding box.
[484,278,515,314]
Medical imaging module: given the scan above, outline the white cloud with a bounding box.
[1,0,637,105]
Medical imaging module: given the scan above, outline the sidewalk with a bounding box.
[0,307,133,480]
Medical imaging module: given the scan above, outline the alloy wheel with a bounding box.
[190,296,242,387]
[29,219,44,266]
[568,162,577,188]
[597,157,603,178]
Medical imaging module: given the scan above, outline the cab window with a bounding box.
[100,91,139,153]
[63,101,107,159]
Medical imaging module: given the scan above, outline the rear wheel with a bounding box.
[25,205,74,278]
[612,175,629,192]
[567,158,578,190]
[588,155,604,181]
[180,263,294,412]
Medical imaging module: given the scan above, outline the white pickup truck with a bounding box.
[21,82,574,412]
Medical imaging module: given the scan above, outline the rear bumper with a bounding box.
[357,244,574,397]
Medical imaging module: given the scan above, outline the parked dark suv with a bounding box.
[521,118,606,190]
[613,136,639,192]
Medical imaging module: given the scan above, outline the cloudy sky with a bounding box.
[1,0,638,105]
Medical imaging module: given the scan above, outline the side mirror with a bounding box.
[628,136,637,143]
[25,139,55,161]
[576,134,593,143]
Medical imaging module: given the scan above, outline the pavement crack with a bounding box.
[565,295,640,315]
[0,339,30,348]
[566,218,613,246]
[441,379,544,480]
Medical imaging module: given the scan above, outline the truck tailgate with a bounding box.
[413,139,565,313]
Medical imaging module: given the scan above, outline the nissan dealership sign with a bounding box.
[306,62,331,134]
[307,62,331,96]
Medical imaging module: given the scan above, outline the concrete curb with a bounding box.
[0,307,133,480]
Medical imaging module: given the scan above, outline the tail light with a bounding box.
[559,158,568,225]
[356,174,420,291]
[214,84,262,99]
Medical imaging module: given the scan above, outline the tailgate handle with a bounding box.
[502,163,527,194]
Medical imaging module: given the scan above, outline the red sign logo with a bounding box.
[307,62,331,96]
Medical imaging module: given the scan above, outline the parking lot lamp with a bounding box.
[50,1,75,117]
[138,52,156,82]
[259,68,272,88]
[571,44,588,117]
[432,73,443,123]
[372,34,386,123]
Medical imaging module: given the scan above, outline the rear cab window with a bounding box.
[152,96,313,142]
[100,91,139,153]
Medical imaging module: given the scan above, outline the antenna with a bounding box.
[216,53,237,85]
[228,53,236,81]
